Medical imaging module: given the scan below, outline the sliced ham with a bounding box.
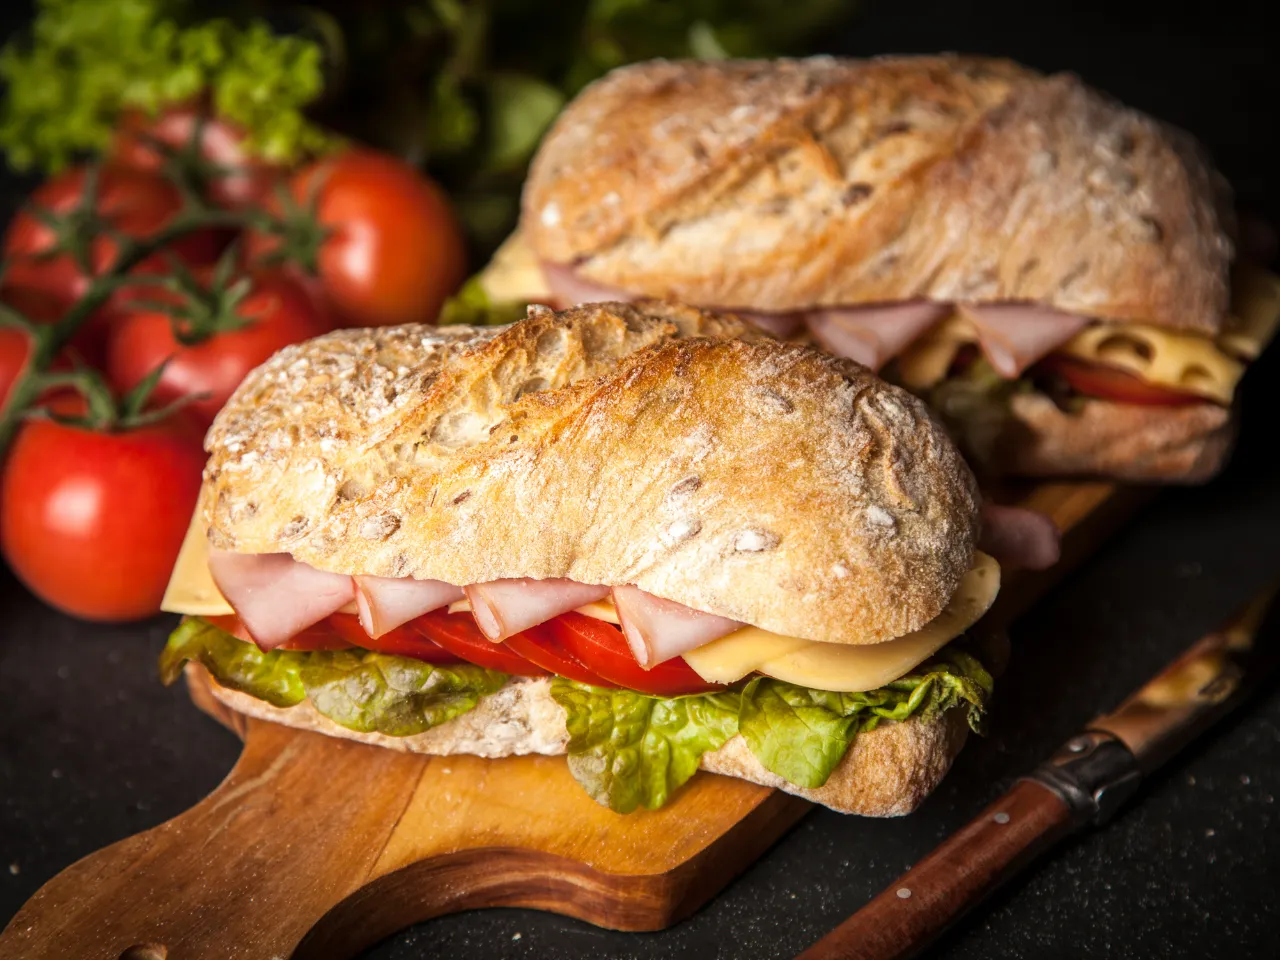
[728,309,806,339]
[978,504,1061,572]
[805,302,952,371]
[962,304,1090,378]
[354,576,463,638]
[611,585,744,668]
[465,579,611,641]
[207,549,355,650]
[540,262,630,308]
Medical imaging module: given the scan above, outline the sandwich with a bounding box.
[481,55,1280,483]
[158,301,1052,815]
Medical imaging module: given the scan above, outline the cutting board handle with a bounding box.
[0,720,429,960]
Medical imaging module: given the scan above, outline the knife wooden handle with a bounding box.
[797,780,1075,960]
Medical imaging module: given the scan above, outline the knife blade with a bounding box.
[795,582,1280,960]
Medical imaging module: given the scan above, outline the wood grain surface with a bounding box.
[0,481,1150,960]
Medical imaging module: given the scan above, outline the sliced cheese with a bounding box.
[478,230,551,305]
[1057,323,1243,404]
[892,267,1280,402]
[1219,265,1280,361]
[683,552,1000,692]
[161,509,234,617]
[896,312,979,390]
[574,597,622,624]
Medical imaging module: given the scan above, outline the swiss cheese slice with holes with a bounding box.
[895,267,1280,401]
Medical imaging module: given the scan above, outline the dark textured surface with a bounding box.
[2,1,1279,958]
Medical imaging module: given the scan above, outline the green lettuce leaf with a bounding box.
[438,273,529,327]
[738,651,994,788]
[552,650,993,808]
[160,618,506,734]
[549,679,741,813]
[299,651,507,737]
[159,617,306,708]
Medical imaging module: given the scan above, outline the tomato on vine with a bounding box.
[248,150,467,327]
[3,165,225,313]
[111,105,285,210]
[107,266,333,427]
[0,383,206,622]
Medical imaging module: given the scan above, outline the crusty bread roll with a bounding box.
[998,394,1236,483]
[522,55,1234,333]
[198,667,970,817]
[203,300,980,646]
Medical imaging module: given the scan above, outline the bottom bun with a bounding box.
[996,393,1236,484]
[196,666,969,817]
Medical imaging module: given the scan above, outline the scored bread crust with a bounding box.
[522,56,1234,333]
[995,393,1236,483]
[202,301,980,646]
[197,667,969,817]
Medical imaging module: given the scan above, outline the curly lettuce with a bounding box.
[163,618,991,812]
[0,0,328,171]
[161,618,507,736]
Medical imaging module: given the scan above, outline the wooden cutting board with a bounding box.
[0,481,1152,960]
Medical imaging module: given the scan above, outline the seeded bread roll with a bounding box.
[202,300,980,646]
[522,55,1234,333]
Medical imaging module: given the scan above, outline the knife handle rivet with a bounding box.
[993,812,1011,824]
[896,888,912,900]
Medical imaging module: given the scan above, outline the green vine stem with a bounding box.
[0,199,285,451]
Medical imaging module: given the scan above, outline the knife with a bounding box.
[796,581,1280,960]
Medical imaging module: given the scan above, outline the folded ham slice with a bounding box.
[540,262,627,307]
[727,309,806,339]
[207,549,355,650]
[465,579,611,641]
[354,576,463,638]
[978,503,1061,572]
[805,302,952,371]
[962,304,1090,378]
[612,585,744,668]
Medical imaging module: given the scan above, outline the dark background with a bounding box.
[3,1,1279,957]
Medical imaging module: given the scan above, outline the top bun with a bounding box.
[522,56,1234,333]
[202,301,980,645]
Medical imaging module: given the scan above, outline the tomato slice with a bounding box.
[204,615,353,651]
[504,624,617,688]
[327,613,460,663]
[1038,356,1206,407]
[408,609,549,676]
[544,612,726,696]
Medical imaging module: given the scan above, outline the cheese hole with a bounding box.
[1095,333,1154,365]
[1180,364,1216,392]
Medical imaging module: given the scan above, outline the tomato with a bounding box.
[3,165,223,312]
[504,624,616,687]
[1038,355,1206,407]
[112,106,284,209]
[544,612,725,696]
[327,613,461,663]
[106,271,333,426]
[0,414,205,621]
[249,150,466,327]
[0,326,32,412]
[408,609,548,677]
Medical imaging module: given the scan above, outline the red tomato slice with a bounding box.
[1039,356,1207,407]
[205,615,352,651]
[504,624,617,688]
[544,612,726,696]
[327,613,460,663]
[409,609,548,677]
